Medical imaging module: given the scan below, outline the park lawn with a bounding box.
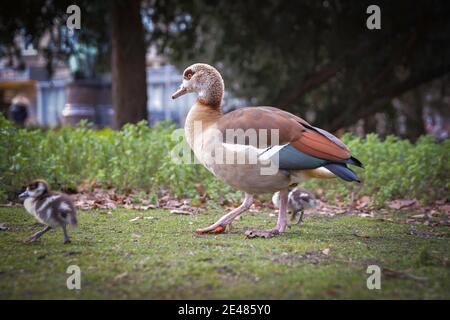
[0,206,449,299]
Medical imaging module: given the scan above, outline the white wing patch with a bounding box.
[258,144,288,161]
[59,202,71,211]
[221,143,288,159]
[24,198,37,215]
[37,195,60,210]
[46,208,53,220]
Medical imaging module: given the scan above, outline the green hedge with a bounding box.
[303,133,450,205]
[1,115,448,205]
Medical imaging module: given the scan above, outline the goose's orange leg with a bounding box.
[195,193,253,234]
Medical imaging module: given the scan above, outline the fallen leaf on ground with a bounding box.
[358,212,374,218]
[408,228,445,238]
[388,199,417,210]
[129,216,142,222]
[441,204,450,214]
[357,196,372,209]
[166,199,183,208]
[353,232,370,238]
[383,268,427,282]
[322,248,330,256]
[0,203,13,207]
[245,230,277,239]
[170,209,192,215]
[114,271,128,282]
[138,205,157,210]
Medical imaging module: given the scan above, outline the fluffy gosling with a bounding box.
[272,188,317,225]
[19,180,77,244]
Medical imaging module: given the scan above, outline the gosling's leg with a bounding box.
[246,189,288,238]
[24,225,52,243]
[195,193,253,234]
[293,209,305,225]
[62,224,71,244]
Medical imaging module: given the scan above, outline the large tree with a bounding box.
[111,0,147,128]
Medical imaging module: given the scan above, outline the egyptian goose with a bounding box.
[19,180,77,243]
[172,63,362,237]
[272,188,317,225]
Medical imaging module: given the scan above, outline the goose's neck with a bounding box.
[186,100,222,127]
[184,73,224,147]
[185,101,222,148]
[197,75,224,108]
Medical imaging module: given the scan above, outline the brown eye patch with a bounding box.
[28,183,38,190]
[183,69,194,80]
[28,181,41,190]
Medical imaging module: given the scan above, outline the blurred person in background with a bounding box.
[8,96,29,127]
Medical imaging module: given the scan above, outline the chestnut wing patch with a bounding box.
[291,130,350,161]
[217,107,304,147]
[217,106,351,163]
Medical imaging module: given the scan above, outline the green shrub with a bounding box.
[303,133,450,205]
[0,115,448,205]
[0,115,239,203]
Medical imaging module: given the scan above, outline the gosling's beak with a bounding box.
[171,85,188,99]
[18,191,29,200]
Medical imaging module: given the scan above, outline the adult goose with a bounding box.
[172,63,362,237]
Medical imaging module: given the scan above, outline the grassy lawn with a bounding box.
[0,207,449,299]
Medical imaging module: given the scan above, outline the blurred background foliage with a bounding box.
[1,0,449,137]
[149,0,450,138]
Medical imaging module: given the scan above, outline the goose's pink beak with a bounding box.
[171,86,188,99]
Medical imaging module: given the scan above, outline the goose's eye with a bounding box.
[184,70,194,80]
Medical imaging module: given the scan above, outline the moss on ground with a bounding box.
[0,207,449,299]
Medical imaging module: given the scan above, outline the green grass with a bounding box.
[0,207,449,299]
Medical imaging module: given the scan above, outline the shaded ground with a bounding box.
[0,207,449,299]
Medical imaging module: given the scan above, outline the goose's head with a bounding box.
[19,179,49,199]
[172,63,224,107]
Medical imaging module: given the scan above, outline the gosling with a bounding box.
[272,188,317,225]
[19,180,77,244]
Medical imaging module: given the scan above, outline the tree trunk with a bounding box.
[363,115,377,134]
[402,89,425,142]
[111,0,148,129]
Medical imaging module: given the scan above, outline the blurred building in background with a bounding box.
[0,43,70,127]
[0,44,242,128]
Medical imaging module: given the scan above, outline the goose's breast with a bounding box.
[24,198,37,216]
[197,132,292,193]
[210,162,292,194]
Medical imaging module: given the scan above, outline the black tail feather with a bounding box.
[347,156,363,168]
[324,163,361,182]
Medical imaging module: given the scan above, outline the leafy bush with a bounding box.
[0,115,239,203]
[303,133,450,205]
[1,115,448,205]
